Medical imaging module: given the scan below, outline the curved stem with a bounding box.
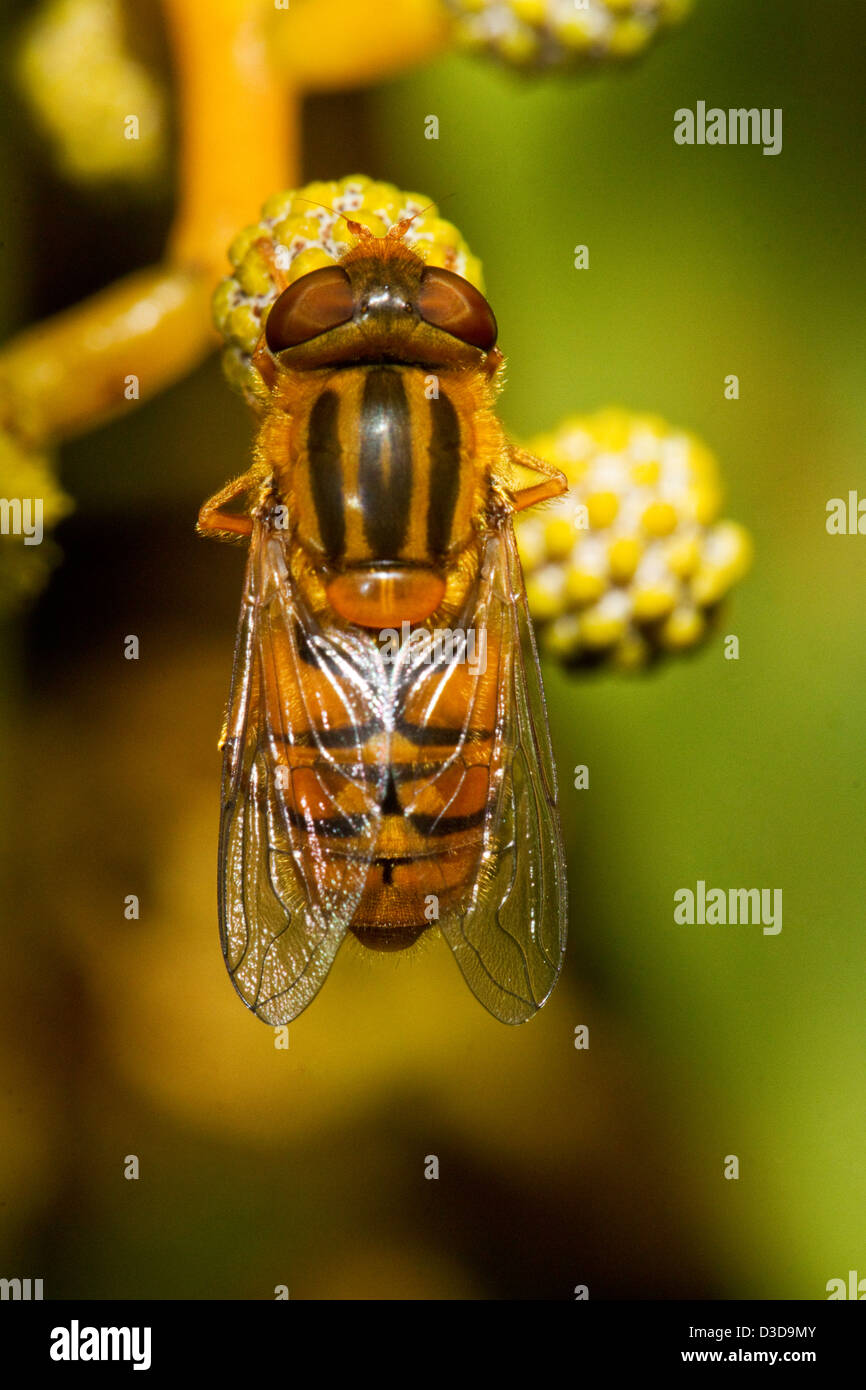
[0,267,213,448]
[162,0,297,277]
[0,0,299,447]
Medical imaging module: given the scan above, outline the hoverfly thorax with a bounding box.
[256,223,503,633]
[200,205,568,1025]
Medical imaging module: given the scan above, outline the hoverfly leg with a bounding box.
[198,466,264,542]
[497,445,569,514]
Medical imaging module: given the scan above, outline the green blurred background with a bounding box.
[1,0,864,1299]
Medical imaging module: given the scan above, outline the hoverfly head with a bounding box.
[264,202,497,368]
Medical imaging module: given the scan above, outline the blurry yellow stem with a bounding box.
[0,0,448,449]
[269,0,452,91]
[0,268,212,448]
[0,0,297,447]
[163,0,297,276]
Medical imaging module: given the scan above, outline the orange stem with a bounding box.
[0,267,212,448]
[161,0,297,278]
[0,1,300,448]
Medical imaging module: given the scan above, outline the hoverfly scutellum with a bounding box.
[199,211,568,1024]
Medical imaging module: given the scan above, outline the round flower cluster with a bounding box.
[212,175,484,409]
[442,0,691,70]
[515,409,751,669]
[16,0,166,185]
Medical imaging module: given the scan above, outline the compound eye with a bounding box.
[265,265,355,351]
[416,266,498,350]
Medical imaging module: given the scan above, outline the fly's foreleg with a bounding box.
[198,465,268,542]
[494,445,569,514]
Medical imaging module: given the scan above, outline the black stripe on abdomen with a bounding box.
[427,391,461,556]
[307,388,345,559]
[358,368,412,558]
[397,719,492,746]
[409,806,487,837]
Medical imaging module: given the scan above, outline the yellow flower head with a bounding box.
[212,175,484,409]
[443,0,691,70]
[16,0,167,185]
[516,408,751,669]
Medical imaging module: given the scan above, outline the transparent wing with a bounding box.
[425,522,568,1024]
[218,516,386,1024]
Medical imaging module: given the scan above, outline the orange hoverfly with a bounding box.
[198,212,568,1025]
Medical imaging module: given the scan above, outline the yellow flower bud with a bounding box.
[443,0,691,71]
[515,408,752,670]
[284,247,338,285]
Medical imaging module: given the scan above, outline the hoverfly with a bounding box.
[199,211,568,1024]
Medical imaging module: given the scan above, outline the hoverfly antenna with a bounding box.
[387,202,437,241]
[292,196,377,244]
[291,195,438,247]
[342,217,375,243]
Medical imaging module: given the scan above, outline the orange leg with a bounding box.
[198,466,267,542]
[495,445,569,514]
